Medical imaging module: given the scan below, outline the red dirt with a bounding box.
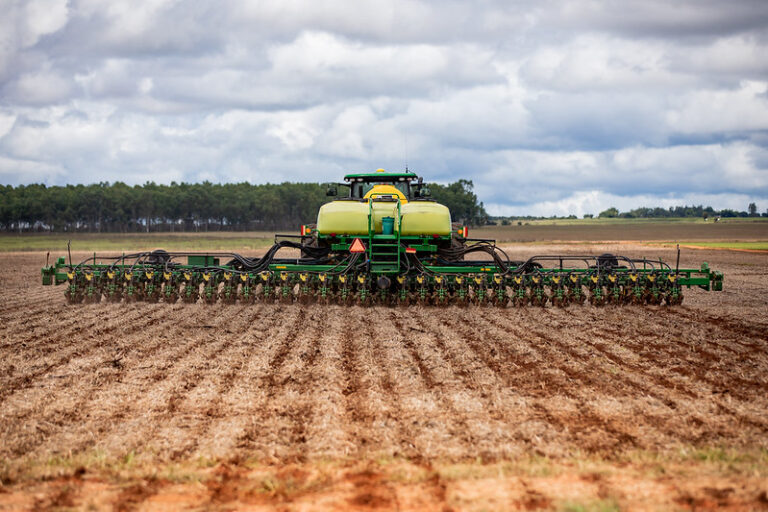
[0,244,766,510]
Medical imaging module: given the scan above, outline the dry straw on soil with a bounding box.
[0,244,766,510]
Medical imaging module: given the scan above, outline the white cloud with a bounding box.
[0,0,69,80]
[0,0,766,216]
[0,112,17,138]
[475,142,767,212]
[666,80,768,134]
[681,36,768,78]
[22,0,70,44]
[0,154,66,183]
[520,35,686,93]
[487,190,764,217]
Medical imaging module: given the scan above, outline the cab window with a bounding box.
[350,181,410,199]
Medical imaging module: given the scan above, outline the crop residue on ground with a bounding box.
[1,245,766,510]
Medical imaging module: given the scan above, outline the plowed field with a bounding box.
[1,245,767,511]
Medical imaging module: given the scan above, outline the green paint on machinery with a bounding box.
[41,170,723,306]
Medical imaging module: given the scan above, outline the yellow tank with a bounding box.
[316,174,452,236]
[317,201,398,235]
[317,199,451,236]
[401,202,451,235]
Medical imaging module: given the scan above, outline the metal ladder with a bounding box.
[367,197,401,274]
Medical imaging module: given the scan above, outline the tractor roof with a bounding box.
[343,169,419,182]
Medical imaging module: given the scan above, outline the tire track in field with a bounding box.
[8,305,241,459]
[268,307,330,461]
[0,289,57,316]
[0,305,165,404]
[204,305,316,460]
[152,305,266,461]
[393,309,508,457]
[577,311,768,402]
[438,311,577,450]
[542,309,702,403]
[229,305,304,453]
[413,307,528,459]
[0,304,153,380]
[0,304,190,428]
[358,309,414,459]
[233,306,310,458]
[360,308,465,461]
[511,308,768,445]
[667,307,768,341]
[288,306,355,459]
[337,307,435,460]
[245,306,320,462]
[75,304,251,459]
[337,309,382,457]
[469,309,642,452]
[188,305,286,459]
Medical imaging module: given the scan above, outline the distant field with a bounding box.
[651,241,768,251]
[501,216,767,226]
[1,218,766,252]
[0,232,277,252]
[474,218,768,243]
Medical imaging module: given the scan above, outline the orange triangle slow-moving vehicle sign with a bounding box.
[349,238,366,253]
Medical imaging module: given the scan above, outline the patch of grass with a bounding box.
[159,463,205,484]
[681,446,768,474]
[253,469,333,500]
[4,447,767,491]
[437,455,560,481]
[621,446,768,478]
[194,456,220,469]
[0,449,205,485]
[679,241,768,250]
[558,499,621,512]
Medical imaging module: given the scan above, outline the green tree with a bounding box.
[0,179,490,232]
[598,207,619,218]
[429,179,488,226]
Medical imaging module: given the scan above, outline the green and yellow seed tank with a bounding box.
[316,182,452,236]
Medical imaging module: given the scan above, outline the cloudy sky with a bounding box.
[1,0,767,216]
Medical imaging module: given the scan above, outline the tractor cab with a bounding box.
[327,169,430,202]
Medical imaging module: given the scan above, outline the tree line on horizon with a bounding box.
[0,180,489,233]
[592,203,763,219]
[496,202,765,223]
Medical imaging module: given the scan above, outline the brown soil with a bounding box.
[0,244,767,511]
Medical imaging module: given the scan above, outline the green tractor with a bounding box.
[42,169,723,306]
